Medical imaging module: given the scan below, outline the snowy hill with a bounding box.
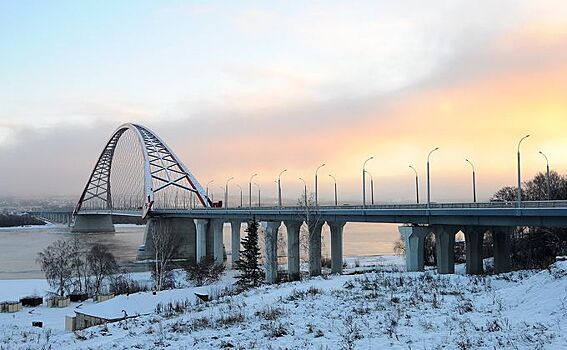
[1,258,566,349]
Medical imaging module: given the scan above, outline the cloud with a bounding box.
[1,1,566,203]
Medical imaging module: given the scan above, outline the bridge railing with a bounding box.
[154,200,567,212]
[71,200,567,216]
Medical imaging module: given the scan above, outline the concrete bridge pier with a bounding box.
[137,218,154,260]
[194,219,209,262]
[492,226,513,273]
[284,221,301,281]
[328,221,346,274]
[211,219,224,263]
[433,225,460,274]
[71,214,115,233]
[137,217,197,262]
[264,221,281,284]
[399,225,430,272]
[308,221,325,277]
[230,220,242,268]
[463,226,487,275]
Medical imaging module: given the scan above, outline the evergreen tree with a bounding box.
[236,219,263,288]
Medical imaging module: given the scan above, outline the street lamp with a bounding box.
[329,174,338,206]
[365,170,375,205]
[539,151,551,200]
[517,135,530,207]
[465,159,477,203]
[314,163,326,206]
[278,169,287,207]
[236,184,243,207]
[225,177,234,208]
[362,156,374,208]
[426,147,439,208]
[409,165,419,204]
[253,182,261,207]
[249,173,258,207]
[206,180,214,201]
[299,177,308,206]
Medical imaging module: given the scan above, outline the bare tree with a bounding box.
[69,236,89,294]
[36,240,74,296]
[150,218,181,291]
[296,192,325,265]
[87,244,118,295]
[491,170,567,268]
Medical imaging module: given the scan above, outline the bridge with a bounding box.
[35,123,567,283]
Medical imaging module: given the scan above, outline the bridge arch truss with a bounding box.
[74,123,210,217]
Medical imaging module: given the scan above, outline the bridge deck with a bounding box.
[67,201,567,227]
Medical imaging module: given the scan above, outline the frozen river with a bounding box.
[0,222,400,279]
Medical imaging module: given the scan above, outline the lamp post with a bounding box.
[314,163,326,206]
[365,170,375,205]
[409,165,419,204]
[299,177,308,206]
[465,159,477,203]
[517,135,530,207]
[236,184,243,207]
[225,177,234,208]
[206,180,214,202]
[248,173,257,207]
[254,182,261,207]
[426,147,439,208]
[539,151,551,200]
[278,169,287,207]
[362,156,374,208]
[329,174,338,206]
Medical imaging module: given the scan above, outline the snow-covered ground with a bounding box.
[1,257,566,349]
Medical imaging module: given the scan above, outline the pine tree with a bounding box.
[236,219,263,288]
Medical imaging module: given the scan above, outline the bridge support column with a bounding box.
[230,221,241,268]
[399,225,430,272]
[211,219,224,264]
[284,221,301,281]
[138,217,197,262]
[264,221,281,284]
[71,214,115,233]
[139,217,156,260]
[433,225,460,274]
[463,226,486,275]
[328,221,346,274]
[308,221,325,277]
[493,227,513,274]
[194,219,209,263]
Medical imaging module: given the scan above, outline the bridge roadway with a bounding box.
[80,200,567,227]
[33,201,567,284]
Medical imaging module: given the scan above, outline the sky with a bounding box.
[0,0,566,204]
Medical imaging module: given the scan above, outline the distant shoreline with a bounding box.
[0,213,46,228]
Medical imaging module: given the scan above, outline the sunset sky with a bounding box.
[0,1,566,204]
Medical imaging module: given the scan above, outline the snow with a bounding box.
[0,257,566,349]
[0,222,60,231]
[76,283,228,321]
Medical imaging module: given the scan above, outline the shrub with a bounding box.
[109,273,149,296]
[255,305,285,321]
[185,257,225,286]
[261,321,289,338]
[216,311,245,327]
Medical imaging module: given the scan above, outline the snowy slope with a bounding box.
[0,258,565,349]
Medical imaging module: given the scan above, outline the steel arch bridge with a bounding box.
[74,123,210,218]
